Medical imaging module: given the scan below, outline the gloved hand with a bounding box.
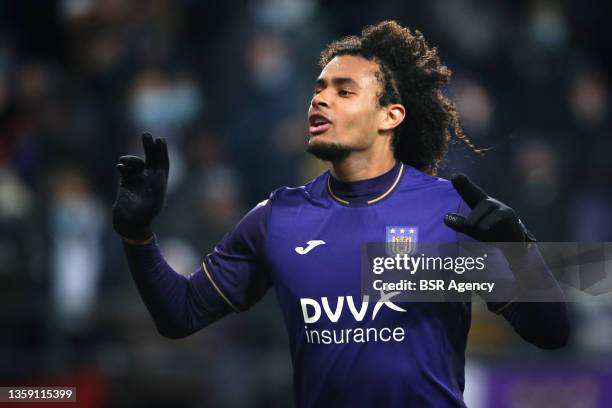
[444,174,536,243]
[112,132,169,241]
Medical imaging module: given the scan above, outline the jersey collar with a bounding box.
[327,162,404,207]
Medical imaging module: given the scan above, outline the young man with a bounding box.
[113,21,569,407]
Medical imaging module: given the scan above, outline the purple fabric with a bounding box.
[123,238,232,338]
[203,200,272,311]
[328,161,402,206]
[123,163,568,347]
[123,197,273,337]
[497,301,570,349]
[455,199,569,348]
[122,161,569,406]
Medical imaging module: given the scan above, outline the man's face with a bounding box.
[307,55,386,161]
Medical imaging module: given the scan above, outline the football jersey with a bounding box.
[202,161,493,407]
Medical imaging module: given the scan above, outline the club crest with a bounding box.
[386,226,418,256]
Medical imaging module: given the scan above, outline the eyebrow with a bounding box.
[315,76,362,89]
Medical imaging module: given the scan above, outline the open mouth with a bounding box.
[309,114,332,135]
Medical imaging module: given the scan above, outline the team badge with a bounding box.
[386,226,418,256]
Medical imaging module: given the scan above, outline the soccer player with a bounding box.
[113,21,569,407]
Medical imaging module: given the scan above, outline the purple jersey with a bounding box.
[204,162,486,406]
[124,161,568,407]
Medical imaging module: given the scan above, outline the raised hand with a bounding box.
[112,132,169,241]
[443,174,535,243]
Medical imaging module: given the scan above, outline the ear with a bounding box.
[379,103,406,133]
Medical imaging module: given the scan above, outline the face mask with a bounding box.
[250,48,293,91]
[50,196,103,239]
[131,81,202,128]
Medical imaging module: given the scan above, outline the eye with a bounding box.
[338,89,352,96]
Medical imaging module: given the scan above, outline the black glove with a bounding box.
[112,132,169,241]
[444,174,536,243]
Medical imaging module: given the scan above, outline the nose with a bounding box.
[311,92,329,109]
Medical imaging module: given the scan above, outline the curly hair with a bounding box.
[320,21,478,175]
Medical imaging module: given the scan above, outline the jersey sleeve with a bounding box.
[202,198,273,312]
[122,198,273,339]
[454,198,570,348]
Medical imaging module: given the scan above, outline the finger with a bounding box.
[451,174,488,209]
[118,155,145,168]
[465,199,496,226]
[116,163,143,178]
[155,137,169,176]
[142,132,157,168]
[116,155,145,176]
[444,213,473,235]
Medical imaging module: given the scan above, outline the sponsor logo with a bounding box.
[300,290,407,344]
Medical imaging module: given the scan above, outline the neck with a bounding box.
[330,148,396,182]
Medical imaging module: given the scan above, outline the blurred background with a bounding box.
[0,0,611,406]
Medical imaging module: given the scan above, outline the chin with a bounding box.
[307,135,333,150]
[306,139,352,162]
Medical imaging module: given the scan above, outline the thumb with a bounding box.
[444,213,472,235]
[116,155,145,177]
